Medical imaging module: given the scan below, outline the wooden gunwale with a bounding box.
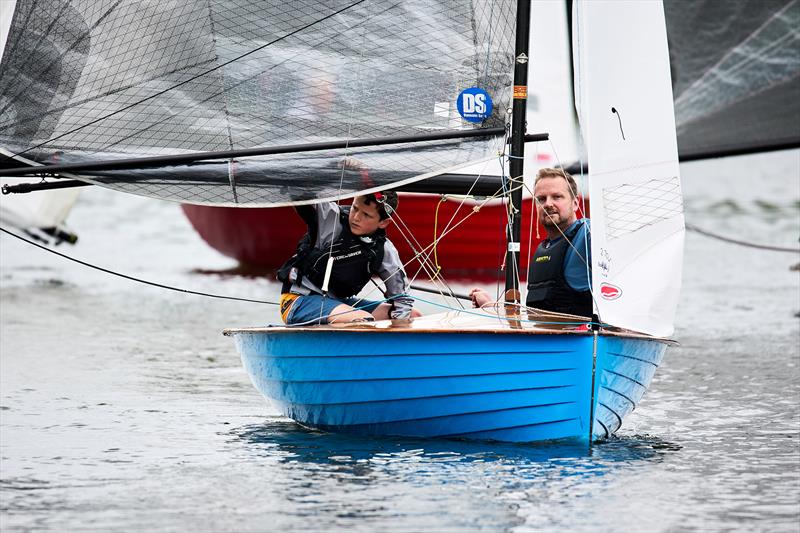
[223,310,676,344]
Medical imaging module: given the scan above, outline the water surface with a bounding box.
[1,150,798,531]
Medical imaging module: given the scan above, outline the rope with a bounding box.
[0,227,278,305]
[376,182,525,291]
[431,195,446,279]
[686,223,800,253]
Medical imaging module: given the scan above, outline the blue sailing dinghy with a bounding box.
[226,0,685,443]
[0,0,687,444]
[225,312,669,442]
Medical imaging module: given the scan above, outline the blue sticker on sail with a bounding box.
[456,87,492,123]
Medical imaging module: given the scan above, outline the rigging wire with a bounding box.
[0,227,279,305]
[369,131,513,304]
[409,294,595,328]
[390,204,475,307]
[406,135,510,291]
[389,213,460,302]
[393,184,526,278]
[278,292,596,329]
[358,181,527,307]
[431,196,446,279]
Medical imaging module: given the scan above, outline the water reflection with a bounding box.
[222,419,686,529]
[231,417,682,474]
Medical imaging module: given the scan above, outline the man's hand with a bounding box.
[470,288,493,308]
[338,156,367,171]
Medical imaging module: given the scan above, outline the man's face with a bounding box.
[349,196,391,236]
[534,176,578,232]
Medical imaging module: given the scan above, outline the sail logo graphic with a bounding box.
[600,283,622,300]
[457,88,492,123]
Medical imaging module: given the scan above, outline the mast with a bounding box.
[504,0,531,305]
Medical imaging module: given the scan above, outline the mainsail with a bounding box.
[574,0,684,337]
[0,0,516,206]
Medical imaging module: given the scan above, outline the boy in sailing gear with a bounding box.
[278,191,420,325]
[470,168,592,317]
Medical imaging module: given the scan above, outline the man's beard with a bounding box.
[540,211,563,227]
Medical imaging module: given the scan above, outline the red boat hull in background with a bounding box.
[182,195,588,279]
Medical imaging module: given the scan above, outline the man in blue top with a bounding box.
[470,167,592,316]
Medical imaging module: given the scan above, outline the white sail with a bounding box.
[574,0,684,337]
[0,0,80,244]
[527,0,578,168]
[0,1,16,64]
[0,178,79,231]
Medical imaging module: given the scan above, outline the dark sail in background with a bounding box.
[0,0,516,206]
[664,0,800,160]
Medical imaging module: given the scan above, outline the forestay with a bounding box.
[0,0,515,206]
[574,0,684,338]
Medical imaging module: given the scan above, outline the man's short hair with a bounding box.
[534,168,578,199]
[363,190,398,220]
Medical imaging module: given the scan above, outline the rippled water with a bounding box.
[1,150,799,531]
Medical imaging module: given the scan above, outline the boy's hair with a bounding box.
[363,190,399,220]
[534,167,578,199]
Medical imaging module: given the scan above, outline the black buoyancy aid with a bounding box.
[526,221,592,317]
[278,207,386,298]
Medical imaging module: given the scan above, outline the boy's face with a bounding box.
[348,196,391,236]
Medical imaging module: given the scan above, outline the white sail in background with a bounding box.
[0,178,79,232]
[0,1,16,64]
[1,4,79,241]
[574,0,684,337]
[527,0,578,168]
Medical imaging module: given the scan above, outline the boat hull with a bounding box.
[229,326,666,443]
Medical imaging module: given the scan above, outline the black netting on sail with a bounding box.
[664,0,800,159]
[0,0,515,205]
